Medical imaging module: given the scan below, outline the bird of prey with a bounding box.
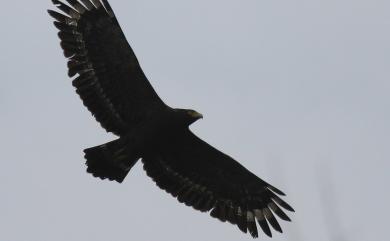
[48,0,294,238]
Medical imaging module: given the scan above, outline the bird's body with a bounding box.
[49,0,294,238]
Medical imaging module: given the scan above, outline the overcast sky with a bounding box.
[1,0,389,241]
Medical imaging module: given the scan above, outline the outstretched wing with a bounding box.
[142,130,294,238]
[48,0,166,135]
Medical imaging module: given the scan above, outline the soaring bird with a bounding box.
[48,0,294,238]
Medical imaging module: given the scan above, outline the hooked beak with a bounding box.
[192,111,203,119]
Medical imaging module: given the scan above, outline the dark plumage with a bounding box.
[48,0,294,238]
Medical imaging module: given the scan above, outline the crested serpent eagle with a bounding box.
[48,0,294,238]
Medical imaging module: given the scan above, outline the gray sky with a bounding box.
[1,0,389,240]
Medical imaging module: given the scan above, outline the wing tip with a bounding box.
[266,185,295,213]
[267,185,286,196]
[47,9,58,18]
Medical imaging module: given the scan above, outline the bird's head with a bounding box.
[174,108,203,126]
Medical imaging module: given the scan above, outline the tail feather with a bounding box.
[84,138,139,183]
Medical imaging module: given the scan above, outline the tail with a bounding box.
[84,138,139,183]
